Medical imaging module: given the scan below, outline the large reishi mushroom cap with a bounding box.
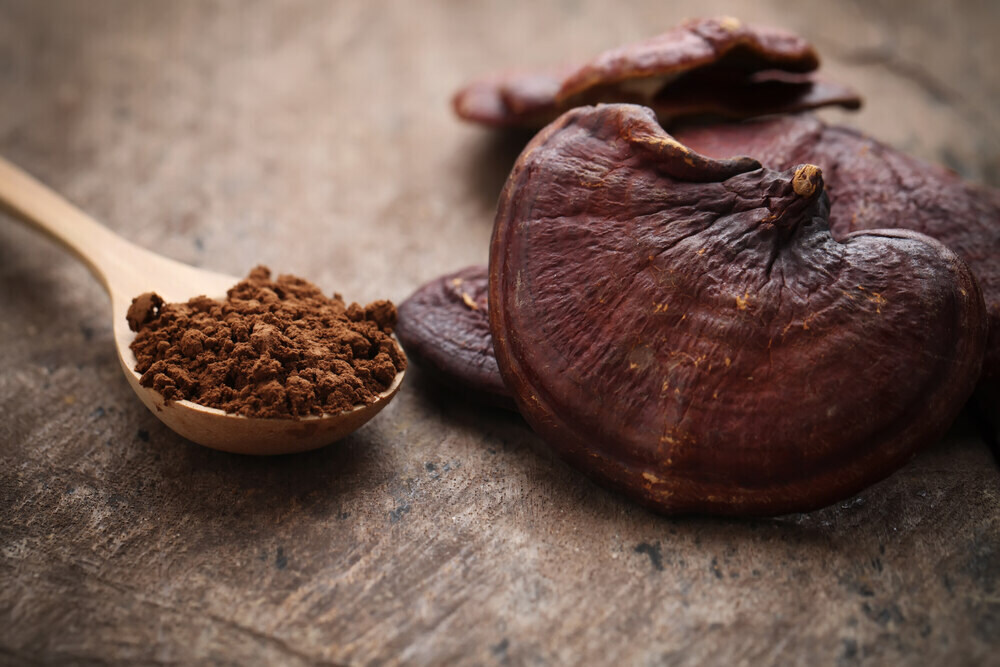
[396,266,514,410]
[674,113,1000,381]
[489,104,987,516]
[453,17,861,128]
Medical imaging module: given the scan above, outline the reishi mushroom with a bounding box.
[453,17,860,129]
[674,113,1000,382]
[400,116,1000,411]
[488,104,987,515]
[396,266,515,410]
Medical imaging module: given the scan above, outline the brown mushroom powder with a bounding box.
[126,266,406,419]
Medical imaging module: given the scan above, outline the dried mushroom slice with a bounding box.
[489,104,987,516]
[454,17,860,128]
[675,114,1000,381]
[396,266,514,410]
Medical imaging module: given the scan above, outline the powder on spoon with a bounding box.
[126,266,406,419]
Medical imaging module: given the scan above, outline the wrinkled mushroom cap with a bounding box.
[675,113,1000,382]
[489,104,986,516]
[454,17,861,128]
[397,266,514,409]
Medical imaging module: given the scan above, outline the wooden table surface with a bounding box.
[1,1,998,665]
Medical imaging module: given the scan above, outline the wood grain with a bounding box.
[1,1,998,664]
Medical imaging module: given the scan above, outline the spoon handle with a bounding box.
[0,156,159,295]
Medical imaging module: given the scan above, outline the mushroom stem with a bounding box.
[759,164,827,240]
[792,164,823,197]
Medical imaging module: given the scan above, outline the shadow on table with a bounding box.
[135,418,381,519]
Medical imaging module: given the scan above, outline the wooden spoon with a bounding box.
[0,156,404,455]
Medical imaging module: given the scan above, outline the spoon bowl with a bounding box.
[0,156,405,455]
[123,365,404,455]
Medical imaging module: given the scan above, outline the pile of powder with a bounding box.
[126,266,406,419]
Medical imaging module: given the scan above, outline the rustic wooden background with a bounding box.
[1,1,998,665]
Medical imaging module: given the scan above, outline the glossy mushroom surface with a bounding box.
[453,17,860,128]
[489,104,987,516]
[396,266,515,410]
[674,113,1000,381]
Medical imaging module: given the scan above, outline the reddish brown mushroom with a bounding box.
[403,115,1000,415]
[454,17,860,129]
[396,266,515,410]
[489,104,986,516]
[675,114,1000,381]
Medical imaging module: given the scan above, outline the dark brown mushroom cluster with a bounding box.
[397,18,997,516]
